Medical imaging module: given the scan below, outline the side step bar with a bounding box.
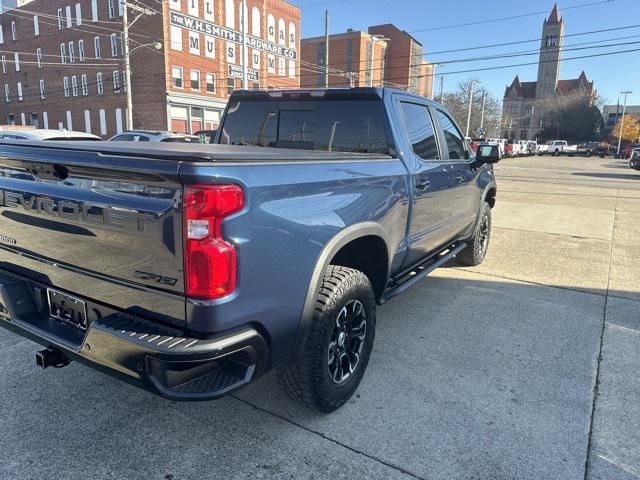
[379,242,467,304]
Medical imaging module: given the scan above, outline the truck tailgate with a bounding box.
[0,142,185,327]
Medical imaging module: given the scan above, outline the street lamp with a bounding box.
[617,90,632,156]
[465,80,478,138]
[370,35,389,87]
[431,63,445,101]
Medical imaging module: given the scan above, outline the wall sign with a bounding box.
[170,11,297,60]
[228,64,259,81]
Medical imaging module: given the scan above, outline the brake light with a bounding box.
[183,184,244,300]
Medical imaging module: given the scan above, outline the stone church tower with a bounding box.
[535,4,564,100]
[501,4,595,140]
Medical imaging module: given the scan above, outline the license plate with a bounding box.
[47,289,88,331]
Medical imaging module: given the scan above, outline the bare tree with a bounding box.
[441,78,501,138]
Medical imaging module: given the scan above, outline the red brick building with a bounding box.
[0,0,300,137]
[300,29,387,89]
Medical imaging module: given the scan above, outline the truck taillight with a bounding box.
[183,184,244,300]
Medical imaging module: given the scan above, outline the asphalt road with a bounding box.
[1,155,639,480]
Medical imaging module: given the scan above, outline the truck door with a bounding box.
[434,109,480,237]
[396,100,455,267]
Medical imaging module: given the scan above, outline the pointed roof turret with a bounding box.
[547,4,561,24]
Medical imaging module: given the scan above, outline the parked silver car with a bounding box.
[108,130,200,142]
[0,129,102,141]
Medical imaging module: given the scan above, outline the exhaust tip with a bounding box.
[36,348,70,369]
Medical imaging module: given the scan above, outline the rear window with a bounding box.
[219,99,389,154]
[48,136,102,141]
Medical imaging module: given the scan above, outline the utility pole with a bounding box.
[121,0,156,131]
[439,74,444,104]
[431,64,444,100]
[122,0,133,130]
[479,89,486,131]
[465,80,477,138]
[617,90,632,156]
[241,0,248,89]
[324,10,329,88]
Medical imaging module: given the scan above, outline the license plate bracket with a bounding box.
[47,289,88,331]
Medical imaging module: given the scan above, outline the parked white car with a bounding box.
[0,129,101,141]
[537,140,577,156]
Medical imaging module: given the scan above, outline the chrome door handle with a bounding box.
[416,179,431,191]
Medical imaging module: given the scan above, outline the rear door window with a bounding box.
[219,99,389,154]
[399,102,439,160]
[436,110,466,160]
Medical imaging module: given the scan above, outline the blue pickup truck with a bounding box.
[0,88,498,412]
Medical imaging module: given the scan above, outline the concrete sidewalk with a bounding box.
[0,156,638,479]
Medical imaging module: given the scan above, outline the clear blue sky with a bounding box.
[289,0,640,107]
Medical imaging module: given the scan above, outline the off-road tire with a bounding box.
[277,266,376,413]
[457,201,492,266]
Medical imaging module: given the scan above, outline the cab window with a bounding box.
[399,101,439,160]
[436,110,466,160]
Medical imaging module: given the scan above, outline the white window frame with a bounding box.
[57,9,64,30]
[97,72,104,95]
[11,21,16,41]
[190,70,200,91]
[60,43,67,64]
[108,0,116,19]
[71,75,79,96]
[78,40,85,61]
[39,79,46,99]
[91,0,99,22]
[94,36,102,59]
[172,66,183,88]
[76,3,83,26]
[1,56,6,74]
[81,74,88,95]
[14,52,19,72]
[4,84,9,103]
[33,15,40,36]
[36,48,43,68]
[170,26,182,51]
[0,25,3,45]
[113,70,121,93]
[66,6,73,28]
[63,77,70,97]
[206,73,216,94]
[68,41,76,63]
[110,33,118,57]
[17,82,22,101]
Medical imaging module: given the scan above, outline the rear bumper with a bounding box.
[0,270,268,400]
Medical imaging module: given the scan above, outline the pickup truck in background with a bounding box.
[0,88,498,412]
[537,140,578,156]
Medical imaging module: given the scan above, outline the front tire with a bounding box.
[277,266,376,413]
[458,201,492,266]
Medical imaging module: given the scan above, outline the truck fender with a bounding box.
[473,181,497,230]
[290,222,391,360]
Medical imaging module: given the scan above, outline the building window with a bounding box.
[346,40,353,73]
[36,48,43,68]
[1,56,6,74]
[33,15,40,36]
[14,53,19,72]
[39,79,46,99]
[0,25,3,45]
[113,70,121,93]
[68,42,76,63]
[190,70,200,91]
[94,37,101,58]
[81,74,88,95]
[108,0,116,19]
[66,6,73,28]
[4,84,9,103]
[206,73,216,94]
[172,66,183,88]
[227,77,235,95]
[17,82,22,101]
[78,39,85,61]
[6,113,14,124]
[317,43,326,87]
[96,72,104,95]
[11,21,16,41]
[252,81,260,90]
[60,43,67,64]
[170,26,182,51]
[71,76,79,96]
[91,0,99,22]
[57,8,64,30]
[110,33,118,57]
[76,3,83,26]
[63,77,70,97]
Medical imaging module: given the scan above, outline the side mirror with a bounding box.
[476,144,501,164]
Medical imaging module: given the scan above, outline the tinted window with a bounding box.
[110,134,134,141]
[436,110,466,160]
[399,102,439,160]
[161,137,200,143]
[220,99,389,154]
